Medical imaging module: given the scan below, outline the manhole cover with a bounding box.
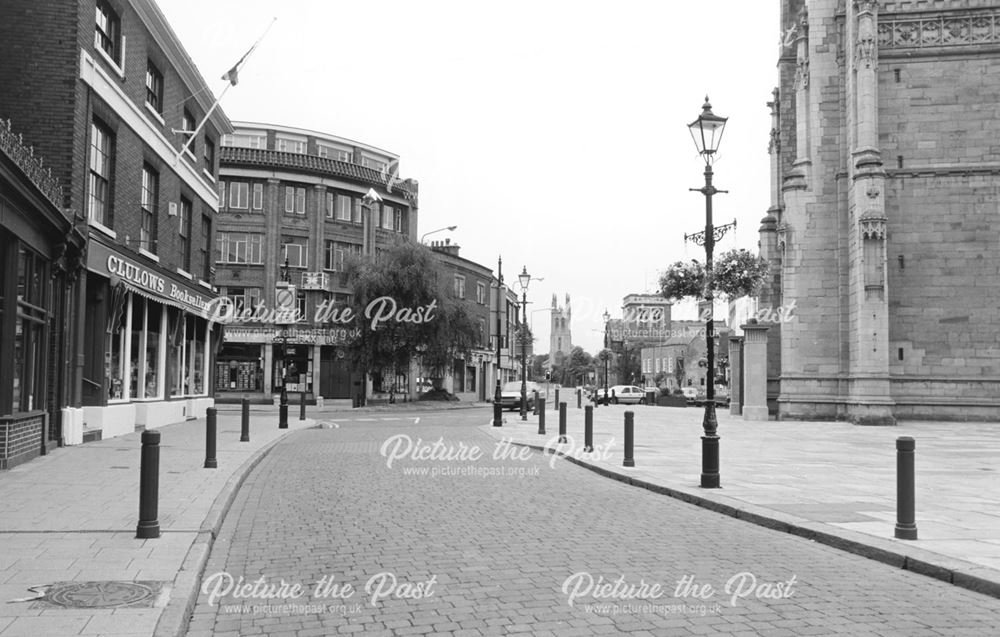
[35,581,167,609]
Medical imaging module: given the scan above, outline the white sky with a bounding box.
[158,0,780,355]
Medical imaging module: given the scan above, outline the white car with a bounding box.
[681,387,699,401]
[607,385,648,405]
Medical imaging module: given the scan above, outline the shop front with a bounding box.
[217,325,359,403]
[81,239,217,437]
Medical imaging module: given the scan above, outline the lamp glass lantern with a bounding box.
[687,96,728,164]
[518,266,531,292]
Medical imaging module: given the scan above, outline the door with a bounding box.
[320,346,352,398]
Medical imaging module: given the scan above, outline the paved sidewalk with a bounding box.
[483,403,1000,599]
[0,407,315,637]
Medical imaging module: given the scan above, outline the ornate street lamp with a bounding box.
[517,267,532,421]
[687,96,729,489]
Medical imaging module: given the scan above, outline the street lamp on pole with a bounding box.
[602,309,611,405]
[518,266,531,421]
[492,256,504,427]
[420,225,457,243]
[278,257,291,429]
[686,96,729,489]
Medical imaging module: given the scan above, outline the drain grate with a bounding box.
[31,581,167,609]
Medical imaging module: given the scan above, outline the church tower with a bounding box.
[549,294,573,367]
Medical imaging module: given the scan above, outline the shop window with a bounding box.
[108,288,129,401]
[145,302,162,398]
[187,315,205,395]
[12,245,49,412]
[168,308,184,397]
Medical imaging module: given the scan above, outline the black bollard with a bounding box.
[584,405,594,452]
[554,388,560,410]
[558,402,567,443]
[240,398,250,442]
[300,391,307,421]
[533,390,539,416]
[205,407,218,469]
[136,430,161,539]
[895,437,918,540]
[623,411,635,467]
[538,399,546,435]
[577,388,582,409]
[701,435,720,488]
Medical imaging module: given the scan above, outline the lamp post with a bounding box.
[517,267,532,420]
[602,309,611,405]
[686,96,730,489]
[278,257,291,429]
[493,256,504,427]
[420,225,457,243]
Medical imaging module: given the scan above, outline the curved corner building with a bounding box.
[215,122,419,403]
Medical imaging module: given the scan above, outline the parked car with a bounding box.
[498,381,539,411]
[607,385,648,405]
[681,387,699,403]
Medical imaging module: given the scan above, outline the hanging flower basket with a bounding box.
[659,260,706,302]
[713,249,770,299]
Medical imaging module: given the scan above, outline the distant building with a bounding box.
[761,0,1000,422]
[428,241,518,402]
[0,0,232,443]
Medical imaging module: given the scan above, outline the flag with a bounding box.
[221,44,254,86]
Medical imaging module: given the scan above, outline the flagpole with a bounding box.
[174,17,277,164]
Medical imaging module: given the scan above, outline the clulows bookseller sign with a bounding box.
[87,241,212,317]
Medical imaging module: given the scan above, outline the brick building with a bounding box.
[0,118,86,468]
[0,0,232,441]
[428,241,519,402]
[214,122,419,403]
[760,0,1000,422]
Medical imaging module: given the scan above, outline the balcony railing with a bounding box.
[220,147,418,200]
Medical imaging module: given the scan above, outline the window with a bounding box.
[88,118,114,227]
[284,186,305,214]
[179,197,192,271]
[224,287,262,314]
[204,137,216,177]
[218,181,226,209]
[454,275,465,299]
[336,193,352,221]
[317,144,351,162]
[95,1,121,64]
[323,241,358,271]
[228,182,249,209]
[12,245,48,412]
[140,164,159,253]
[394,208,403,233]
[181,109,196,156]
[217,233,264,264]
[201,215,211,280]
[381,204,394,230]
[476,282,486,304]
[252,183,263,210]
[145,60,163,113]
[277,136,306,154]
[324,191,334,219]
[352,197,361,223]
[283,241,308,268]
[362,156,387,172]
[222,133,265,148]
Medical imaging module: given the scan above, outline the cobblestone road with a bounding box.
[186,412,1000,636]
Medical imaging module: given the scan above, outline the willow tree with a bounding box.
[344,239,479,397]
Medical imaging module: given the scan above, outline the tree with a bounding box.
[344,239,479,395]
